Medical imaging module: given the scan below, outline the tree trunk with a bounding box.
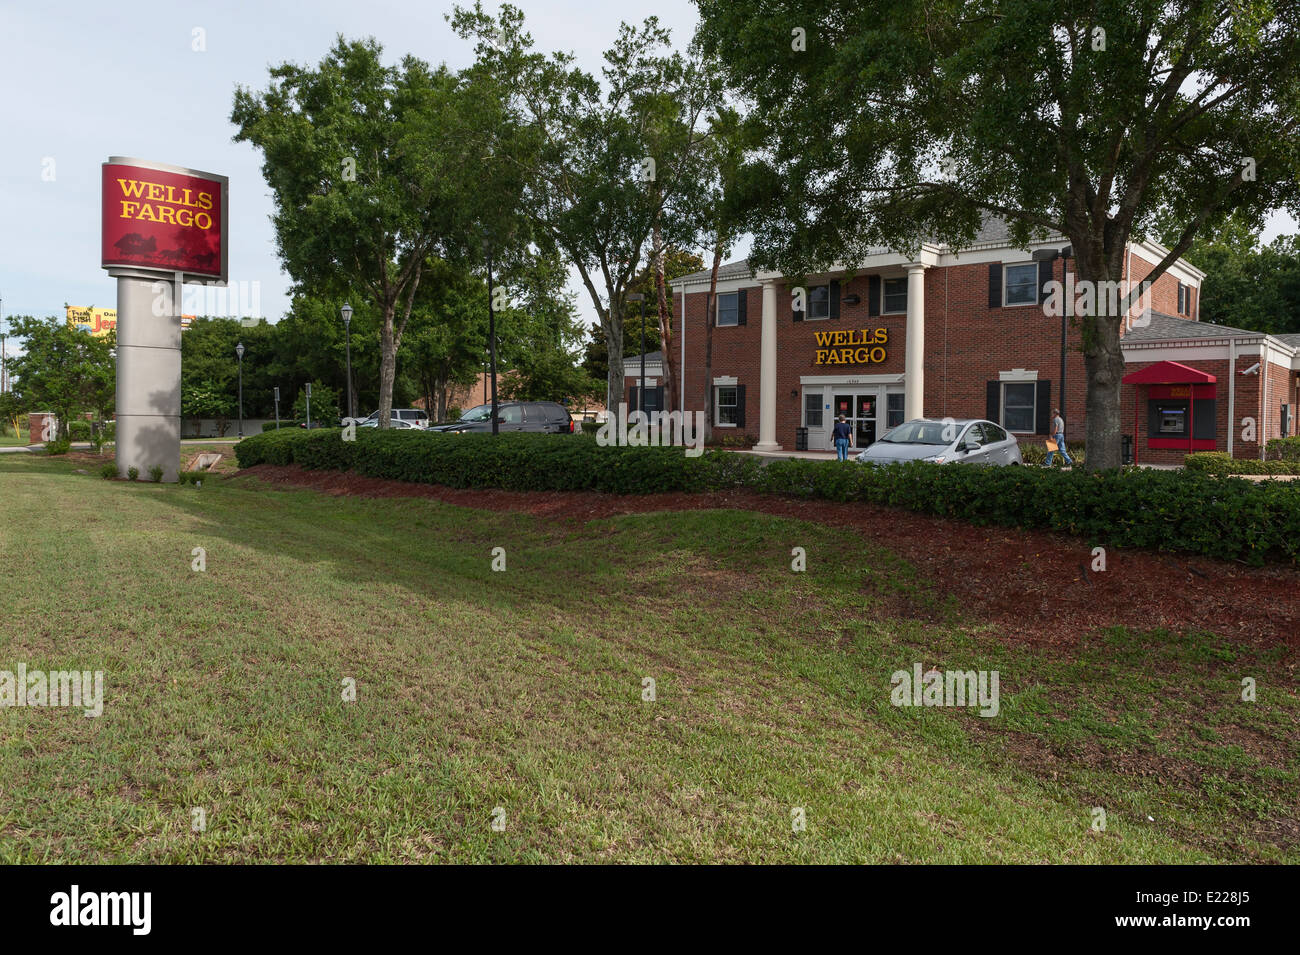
[703,241,723,443]
[652,223,677,415]
[1073,252,1125,471]
[377,302,397,428]
[605,308,625,413]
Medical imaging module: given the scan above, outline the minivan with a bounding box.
[430,401,575,434]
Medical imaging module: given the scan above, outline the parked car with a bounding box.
[430,401,576,434]
[855,418,1023,466]
[352,409,429,429]
[357,418,421,430]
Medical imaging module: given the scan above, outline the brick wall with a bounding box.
[678,250,1194,450]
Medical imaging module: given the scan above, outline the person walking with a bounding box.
[1044,407,1073,468]
[831,415,853,462]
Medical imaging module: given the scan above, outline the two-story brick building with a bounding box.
[653,220,1300,463]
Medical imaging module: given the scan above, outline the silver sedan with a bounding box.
[855,418,1024,466]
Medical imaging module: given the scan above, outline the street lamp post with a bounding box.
[273,386,280,430]
[235,342,245,438]
[628,293,646,414]
[340,302,354,420]
[486,236,498,436]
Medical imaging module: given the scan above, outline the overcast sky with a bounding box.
[0,0,702,339]
[1,0,1295,348]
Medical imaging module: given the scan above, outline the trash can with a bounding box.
[795,427,808,451]
[1122,434,1133,465]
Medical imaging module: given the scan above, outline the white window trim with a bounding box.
[1003,262,1039,308]
[881,277,908,315]
[716,290,739,327]
[714,384,739,428]
[806,285,831,321]
[713,375,737,386]
[1000,380,1038,434]
[999,368,1038,382]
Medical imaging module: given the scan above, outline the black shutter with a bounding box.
[628,386,638,411]
[1038,257,1055,304]
[1193,398,1216,440]
[986,381,1001,424]
[1036,381,1052,434]
[735,384,746,428]
[988,264,1002,308]
[791,286,803,322]
[829,280,841,320]
[736,289,748,325]
[868,275,881,317]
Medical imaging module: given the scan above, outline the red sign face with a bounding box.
[102,161,226,280]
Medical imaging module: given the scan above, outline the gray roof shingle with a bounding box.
[1121,312,1263,344]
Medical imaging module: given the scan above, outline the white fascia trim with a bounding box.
[799,373,905,386]
[1128,239,1207,283]
[713,375,738,386]
[1122,343,1231,362]
[621,362,664,377]
[999,368,1039,381]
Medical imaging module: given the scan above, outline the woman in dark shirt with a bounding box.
[831,415,852,461]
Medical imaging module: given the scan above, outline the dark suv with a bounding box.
[430,401,575,434]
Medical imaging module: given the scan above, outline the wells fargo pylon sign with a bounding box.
[101,159,228,283]
[102,157,229,483]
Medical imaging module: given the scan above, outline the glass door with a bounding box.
[856,393,878,448]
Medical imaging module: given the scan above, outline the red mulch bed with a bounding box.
[237,464,1300,650]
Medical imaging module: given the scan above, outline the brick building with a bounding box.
[662,220,1300,463]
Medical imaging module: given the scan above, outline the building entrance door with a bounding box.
[856,393,878,448]
[832,391,880,449]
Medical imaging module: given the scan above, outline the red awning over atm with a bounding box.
[1122,361,1217,385]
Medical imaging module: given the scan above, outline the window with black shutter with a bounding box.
[736,289,748,325]
[869,275,881,317]
[828,280,841,319]
[988,264,1002,308]
[735,384,746,428]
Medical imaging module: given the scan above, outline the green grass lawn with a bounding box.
[0,452,1295,863]
[0,428,30,447]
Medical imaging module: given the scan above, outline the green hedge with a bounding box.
[1185,452,1300,476]
[1265,436,1300,461]
[235,428,1300,564]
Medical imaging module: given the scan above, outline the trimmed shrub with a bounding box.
[149,465,164,483]
[262,419,306,432]
[1186,452,1300,476]
[69,420,92,441]
[44,437,72,455]
[233,428,1300,564]
[100,462,117,480]
[1265,436,1300,462]
[127,466,139,481]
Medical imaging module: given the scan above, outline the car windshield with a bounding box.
[878,421,954,445]
[454,404,493,422]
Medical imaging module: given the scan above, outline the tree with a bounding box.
[695,1,1300,468]
[181,385,235,436]
[452,3,718,411]
[399,259,488,421]
[1158,212,1300,334]
[292,381,340,424]
[5,317,115,437]
[232,37,514,428]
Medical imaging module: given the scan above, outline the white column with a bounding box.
[904,264,927,421]
[754,280,781,451]
[116,275,183,482]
